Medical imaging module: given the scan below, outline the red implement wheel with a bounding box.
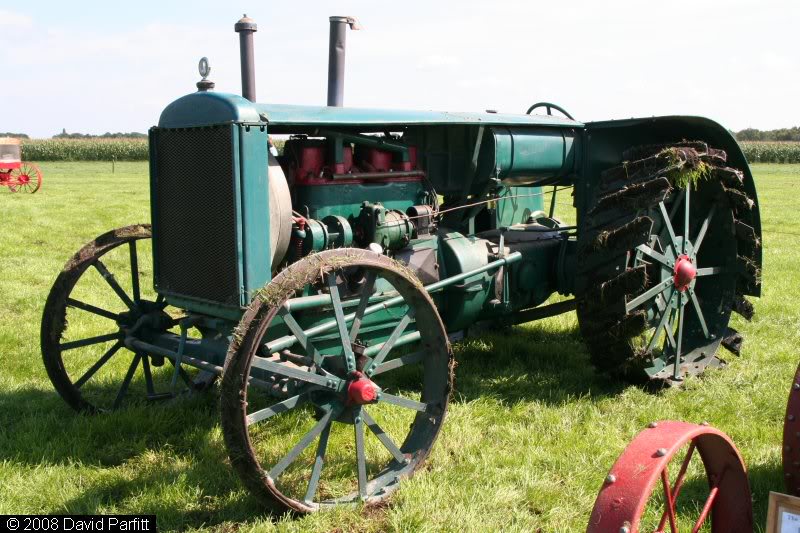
[783,361,800,494]
[9,162,42,193]
[587,421,751,533]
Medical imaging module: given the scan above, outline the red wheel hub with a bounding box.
[347,371,379,405]
[673,255,696,292]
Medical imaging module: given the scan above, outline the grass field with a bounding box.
[0,162,798,532]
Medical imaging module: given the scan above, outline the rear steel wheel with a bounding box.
[41,225,207,413]
[576,143,760,383]
[221,249,453,512]
[587,421,752,533]
[9,162,42,193]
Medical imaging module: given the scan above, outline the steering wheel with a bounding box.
[525,102,575,121]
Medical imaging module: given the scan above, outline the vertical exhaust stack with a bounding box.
[235,14,257,102]
[327,16,361,107]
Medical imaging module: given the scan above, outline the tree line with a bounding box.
[52,129,147,139]
[733,127,800,142]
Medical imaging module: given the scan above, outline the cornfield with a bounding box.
[17,138,800,164]
[21,138,149,161]
[740,142,800,164]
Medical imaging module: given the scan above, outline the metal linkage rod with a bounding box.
[267,252,522,354]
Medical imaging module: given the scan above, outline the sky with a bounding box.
[2,0,798,138]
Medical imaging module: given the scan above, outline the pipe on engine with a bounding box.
[234,14,257,102]
[327,16,360,107]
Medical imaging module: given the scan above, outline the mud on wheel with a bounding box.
[577,142,760,383]
[221,249,453,513]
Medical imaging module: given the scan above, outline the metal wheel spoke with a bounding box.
[140,353,155,396]
[635,244,672,269]
[683,187,690,255]
[73,341,123,388]
[663,311,678,349]
[304,419,332,503]
[380,392,428,412]
[692,203,716,254]
[688,289,710,339]
[278,308,323,366]
[113,352,141,409]
[364,312,414,376]
[692,468,726,533]
[167,357,195,389]
[657,442,696,532]
[247,394,309,426]
[129,241,141,302]
[659,202,680,252]
[93,260,136,310]
[660,467,678,533]
[673,305,685,380]
[251,357,342,389]
[350,270,377,342]
[695,267,722,277]
[60,332,122,351]
[372,350,424,376]
[269,408,336,480]
[327,273,356,372]
[66,298,121,321]
[626,278,673,313]
[647,291,675,353]
[362,409,406,464]
[354,410,368,499]
[668,191,684,221]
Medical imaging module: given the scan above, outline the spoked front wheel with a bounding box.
[221,249,453,512]
[41,224,208,413]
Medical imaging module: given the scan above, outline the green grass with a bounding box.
[0,162,797,531]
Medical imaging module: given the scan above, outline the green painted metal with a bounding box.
[478,127,576,185]
[159,92,582,130]
[355,202,414,250]
[495,186,546,227]
[296,180,426,221]
[436,232,492,331]
[237,124,273,303]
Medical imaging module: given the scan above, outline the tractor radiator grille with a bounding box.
[152,125,240,306]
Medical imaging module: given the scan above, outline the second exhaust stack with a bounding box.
[327,16,361,107]
[235,14,257,102]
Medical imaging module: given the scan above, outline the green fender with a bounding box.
[579,115,761,297]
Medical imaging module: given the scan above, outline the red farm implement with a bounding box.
[0,137,42,193]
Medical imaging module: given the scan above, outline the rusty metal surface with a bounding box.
[586,420,752,533]
[783,361,800,495]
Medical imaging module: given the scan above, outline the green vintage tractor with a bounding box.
[41,15,761,512]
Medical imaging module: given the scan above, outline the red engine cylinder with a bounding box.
[285,138,353,184]
[355,146,393,172]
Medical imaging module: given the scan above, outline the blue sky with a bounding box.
[2,0,798,137]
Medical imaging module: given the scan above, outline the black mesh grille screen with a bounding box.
[152,126,240,306]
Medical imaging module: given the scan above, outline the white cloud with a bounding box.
[0,9,32,28]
